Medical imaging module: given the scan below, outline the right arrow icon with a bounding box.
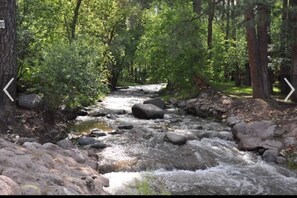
[284,78,295,102]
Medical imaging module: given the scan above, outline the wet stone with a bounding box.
[262,149,278,163]
[117,125,134,130]
[77,110,88,116]
[90,143,108,150]
[164,132,187,145]
[109,130,124,135]
[277,156,287,164]
[88,132,107,137]
[78,137,97,146]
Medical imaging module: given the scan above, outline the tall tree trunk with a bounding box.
[290,0,297,102]
[224,0,231,81]
[280,0,290,95]
[0,0,17,124]
[70,0,82,42]
[231,0,242,86]
[192,0,202,15]
[257,3,272,95]
[207,0,215,59]
[244,2,270,98]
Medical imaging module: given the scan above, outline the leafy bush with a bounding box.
[35,39,109,111]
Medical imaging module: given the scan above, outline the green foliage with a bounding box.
[16,0,295,107]
[136,1,208,90]
[34,39,108,110]
[287,152,297,170]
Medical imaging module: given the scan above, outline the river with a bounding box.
[72,84,297,195]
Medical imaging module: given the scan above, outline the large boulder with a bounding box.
[232,121,283,151]
[17,94,43,110]
[132,103,164,119]
[143,98,166,109]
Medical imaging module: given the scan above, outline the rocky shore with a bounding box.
[171,90,297,166]
[0,138,109,195]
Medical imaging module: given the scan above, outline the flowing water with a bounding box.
[73,84,297,195]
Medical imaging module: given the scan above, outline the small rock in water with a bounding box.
[90,128,104,133]
[109,130,124,135]
[89,110,107,117]
[196,125,203,130]
[164,132,187,145]
[78,136,97,146]
[163,114,172,119]
[170,119,182,123]
[117,125,134,130]
[77,109,88,116]
[113,109,126,115]
[88,129,107,137]
[106,114,118,119]
[277,156,287,164]
[90,143,108,149]
[262,149,278,163]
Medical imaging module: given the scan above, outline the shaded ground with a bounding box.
[223,96,297,125]
[0,108,68,144]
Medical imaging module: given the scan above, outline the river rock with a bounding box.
[90,143,108,150]
[17,94,43,110]
[277,156,287,164]
[164,132,187,145]
[89,110,107,117]
[118,124,134,130]
[0,176,22,195]
[176,100,187,108]
[17,137,38,145]
[0,138,109,195]
[262,149,278,163]
[143,98,166,109]
[111,109,126,115]
[132,103,164,119]
[77,109,88,116]
[226,116,241,127]
[78,136,97,146]
[89,129,107,137]
[232,121,281,151]
[57,138,74,149]
[109,130,124,135]
[23,142,42,149]
[196,131,233,141]
[283,137,296,147]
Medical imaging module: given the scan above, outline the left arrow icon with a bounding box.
[3,78,14,102]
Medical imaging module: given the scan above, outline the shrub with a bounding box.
[35,39,109,111]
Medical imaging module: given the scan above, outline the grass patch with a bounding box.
[117,80,143,87]
[160,86,201,101]
[211,81,281,96]
[132,176,171,195]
